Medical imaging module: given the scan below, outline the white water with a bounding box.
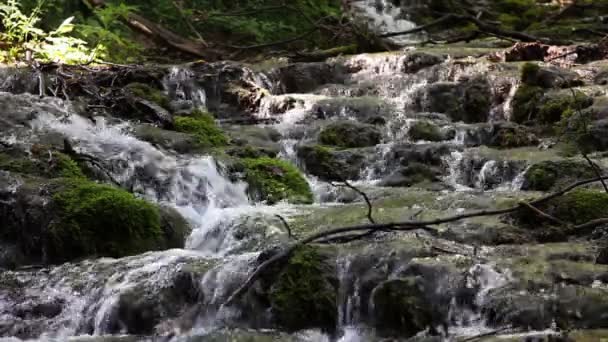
[350,0,420,45]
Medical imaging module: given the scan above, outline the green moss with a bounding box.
[126,83,171,109]
[539,91,592,124]
[173,110,229,148]
[522,160,595,191]
[408,121,444,141]
[0,151,84,179]
[269,246,336,332]
[318,121,381,148]
[49,179,162,262]
[511,85,544,124]
[551,189,608,225]
[243,157,313,204]
[521,63,541,85]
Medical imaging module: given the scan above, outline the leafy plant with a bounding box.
[0,0,93,63]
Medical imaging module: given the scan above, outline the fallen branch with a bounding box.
[519,201,566,226]
[222,175,608,306]
[275,214,294,239]
[331,180,375,224]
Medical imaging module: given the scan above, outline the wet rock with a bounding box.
[402,52,445,73]
[0,67,46,94]
[270,62,345,93]
[408,120,450,142]
[225,125,282,156]
[417,77,492,123]
[318,121,382,148]
[378,163,441,188]
[312,96,396,122]
[267,246,337,333]
[521,63,584,89]
[371,277,434,337]
[297,145,369,181]
[132,124,200,154]
[110,270,200,335]
[487,121,539,148]
[596,246,608,265]
[388,143,455,167]
[521,159,597,191]
[594,70,608,85]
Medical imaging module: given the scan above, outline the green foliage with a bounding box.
[0,0,93,63]
[269,246,336,332]
[77,3,143,63]
[49,179,162,262]
[540,91,592,124]
[243,157,313,204]
[173,111,228,148]
[493,0,552,30]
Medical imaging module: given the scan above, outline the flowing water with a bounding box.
[0,3,580,341]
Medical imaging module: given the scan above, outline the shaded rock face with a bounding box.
[415,77,492,123]
[522,65,584,89]
[318,121,382,148]
[460,122,539,148]
[521,160,597,191]
[401,52,446,73]
[296,145,370,181]
[269,62,347,94]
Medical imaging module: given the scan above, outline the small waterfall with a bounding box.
[164,66,208,111]
[448,264,510,337]
[350,0,421,45]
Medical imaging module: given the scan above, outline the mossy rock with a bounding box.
[521,159,596,191]
[378,163,440,188]
[0,149,85,180]
[520,63,584,89]
[296,145,366,182]
[420,77,491,123]
[371,277,434,337]
[242,157,313,204]
[132,124,200,154]
[269,246,337,332]
[125,83,171,109]
[488,122,539,148]
[511,84,544,124]
[173,110,228,148]
[548,189,608,225]
[48,179,164,262]
[318,121,381,148]
[408,121,445,142]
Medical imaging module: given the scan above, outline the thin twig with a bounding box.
[583,154,608,193]
[519,201,567,226]
[275,214,294,238]
[331,180,375,224]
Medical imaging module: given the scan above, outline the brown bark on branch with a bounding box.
[85,0,208,58]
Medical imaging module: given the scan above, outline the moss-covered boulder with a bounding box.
[520,63,584,89]
[547,189,608,225]
[268,246,337,332]
[378,163,440,188]
[132,124,201,154]
[487,122,539,148]
[511,84,544,124]
[419,77,492,123]
[173,110,228,148]
[318,121,382,148]
[0,149,85,180]
[0,173,190,266]
[408,120,447,142]
[371,277,434,337]
[48,179,164,261]
[521,160,597,191]
[296,145,367,181]
[242,157,313,204]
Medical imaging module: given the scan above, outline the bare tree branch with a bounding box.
[519,201,567,226]
[275,214,294,239]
